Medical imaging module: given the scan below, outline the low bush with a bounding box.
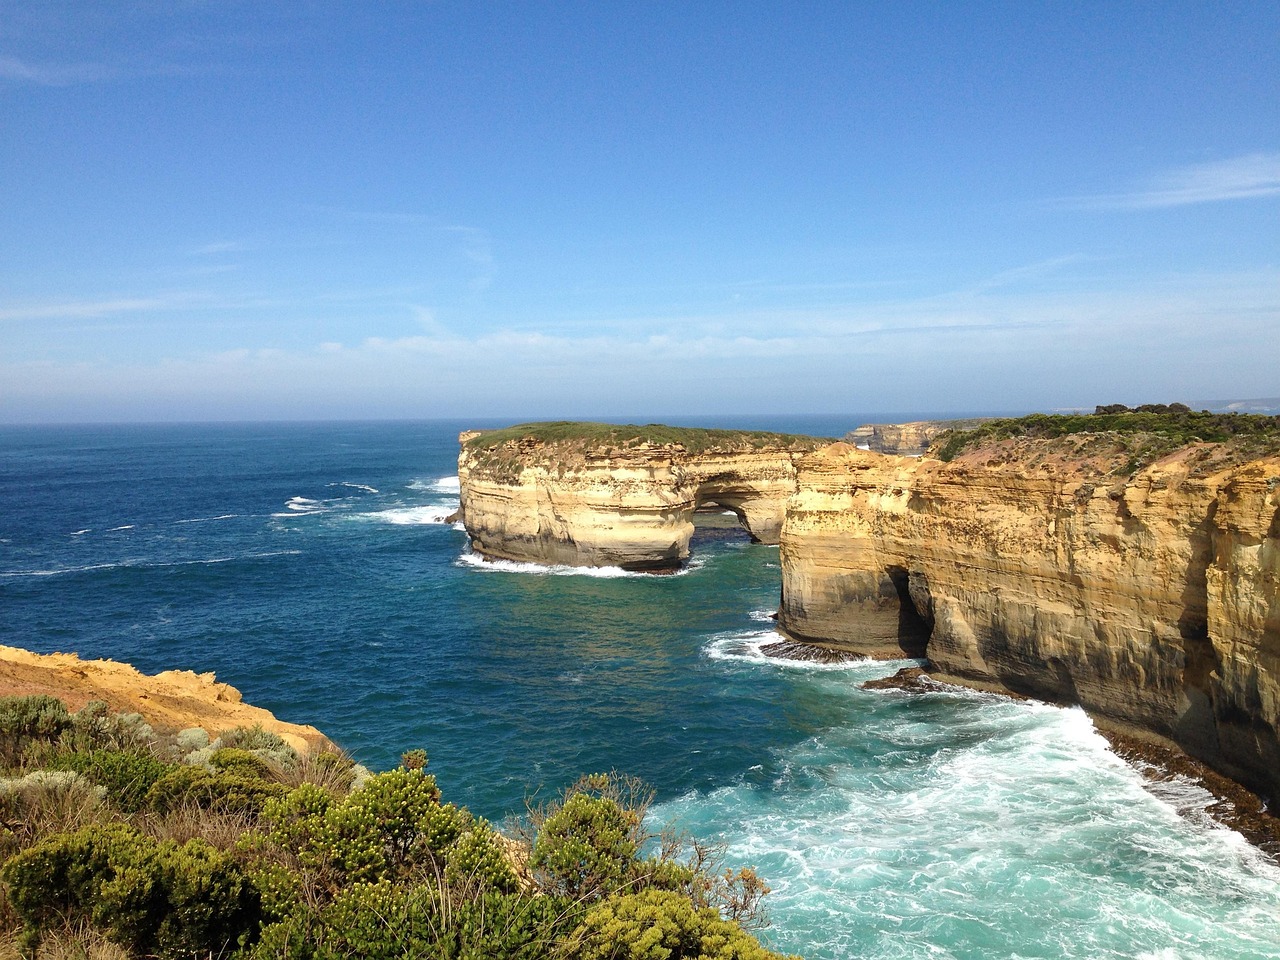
[54,748,173,813]
[145,765,287,815]
[0,696,72,768]
[565,888,797,960]
[1,822,261,958]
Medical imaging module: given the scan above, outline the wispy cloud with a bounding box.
[0,55,114,86]
[0,297,185,322]
[1055,153,1280,210]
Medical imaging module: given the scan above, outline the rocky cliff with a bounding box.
[457,423,829,571]
[779,436,1280,800]
[844,418,993,456]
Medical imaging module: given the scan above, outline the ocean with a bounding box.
[1,418,1278,960]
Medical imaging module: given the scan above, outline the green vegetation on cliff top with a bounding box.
[934,408,1280,464]
[0,694,795,960]
[465,422,832,456]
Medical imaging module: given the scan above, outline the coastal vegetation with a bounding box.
[932,405,1280,468]
[0,695,794,960]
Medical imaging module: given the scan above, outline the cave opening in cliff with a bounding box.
[885,565,931,657]
[690,502,754,550]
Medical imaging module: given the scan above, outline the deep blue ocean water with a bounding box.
[2,419,1278,960]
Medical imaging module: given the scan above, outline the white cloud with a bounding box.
[0,297,188,322]
[1056,153,1280,210]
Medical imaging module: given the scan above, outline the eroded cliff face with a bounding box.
[779,441,1280,799]
[458,428,823,570]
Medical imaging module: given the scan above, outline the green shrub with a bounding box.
[211,746,275,780]
[145,764,286,815]
[445,819,520,894]
[221,725,298,768]
[0,770,107,858]
[316,768,443,881]
[63,700,154,755]
[54,748,173,813]
[565,888,796,960]
[0,695,72,767]
[1,822,261,958]
[531,792,639,899]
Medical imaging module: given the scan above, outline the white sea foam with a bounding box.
[69,529,89,536]
[107,525,134,531]
[0,551,302,579]
[174,514,241,524]
[329,482,379,494]
[455,550,695,579]
[749,608,776,622]
[655,686,1280,960]
[356,506,456,526]
[408,475,461,493]
[703,630,883,673]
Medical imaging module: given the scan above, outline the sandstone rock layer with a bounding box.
[458,426,826,570]
[779,442,1280,800]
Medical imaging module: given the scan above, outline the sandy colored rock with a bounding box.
[845,418,993,456]
[458,427,826,570]
[0,644,332,755]
[779,440,1280,800]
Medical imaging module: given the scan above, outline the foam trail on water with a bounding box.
[456,550,700,579]
[329,482,379,494]
[0,551,303,579]
[356,506,456,526]
[174,514,241,524]
[704,630,878,673]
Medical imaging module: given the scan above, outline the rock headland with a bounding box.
[844,418,993,456]
[457,422,829,571]
[780,413,1280,801]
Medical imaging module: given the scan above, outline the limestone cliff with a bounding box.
[844,418,993,456]
[457,423,829,571]
[779,438,1280,800]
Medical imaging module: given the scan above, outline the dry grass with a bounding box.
[0,923,130,960]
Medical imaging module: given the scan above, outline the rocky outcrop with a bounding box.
[844,418,992,456]
[0,644,332,754]
[458,424,828,571]
[779,440,1280,800]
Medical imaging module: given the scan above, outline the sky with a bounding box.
[1,2,1277,423]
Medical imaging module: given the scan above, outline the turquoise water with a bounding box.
[2,420,1278,959]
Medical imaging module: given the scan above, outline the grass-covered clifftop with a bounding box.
[462,422,832,484]
[933,409,1280,474]
[0,690,795,960]
[465,421,832,457]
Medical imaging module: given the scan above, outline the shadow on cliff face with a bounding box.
[887,565,931,658]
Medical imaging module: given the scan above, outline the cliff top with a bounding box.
[932,410,1280,476]
[0,644,332,754]
[463,421,831,466]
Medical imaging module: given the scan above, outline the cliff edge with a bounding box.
[0,644,332,755]
[457,422,829,570]
[779,416,1280,801]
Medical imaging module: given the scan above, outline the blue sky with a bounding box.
[2,2,1277,422]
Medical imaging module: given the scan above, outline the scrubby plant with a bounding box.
[0,771,107,860]
[444,819,520,894]
[211,746,276,781]
[221,725,298,768]
[1,822,261,958]
[564,888,797,960]
[0,696,72,768]
[62,701,154,756]
[53,748,173,813]
[531,791,639,899]
[145,764,286,815]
